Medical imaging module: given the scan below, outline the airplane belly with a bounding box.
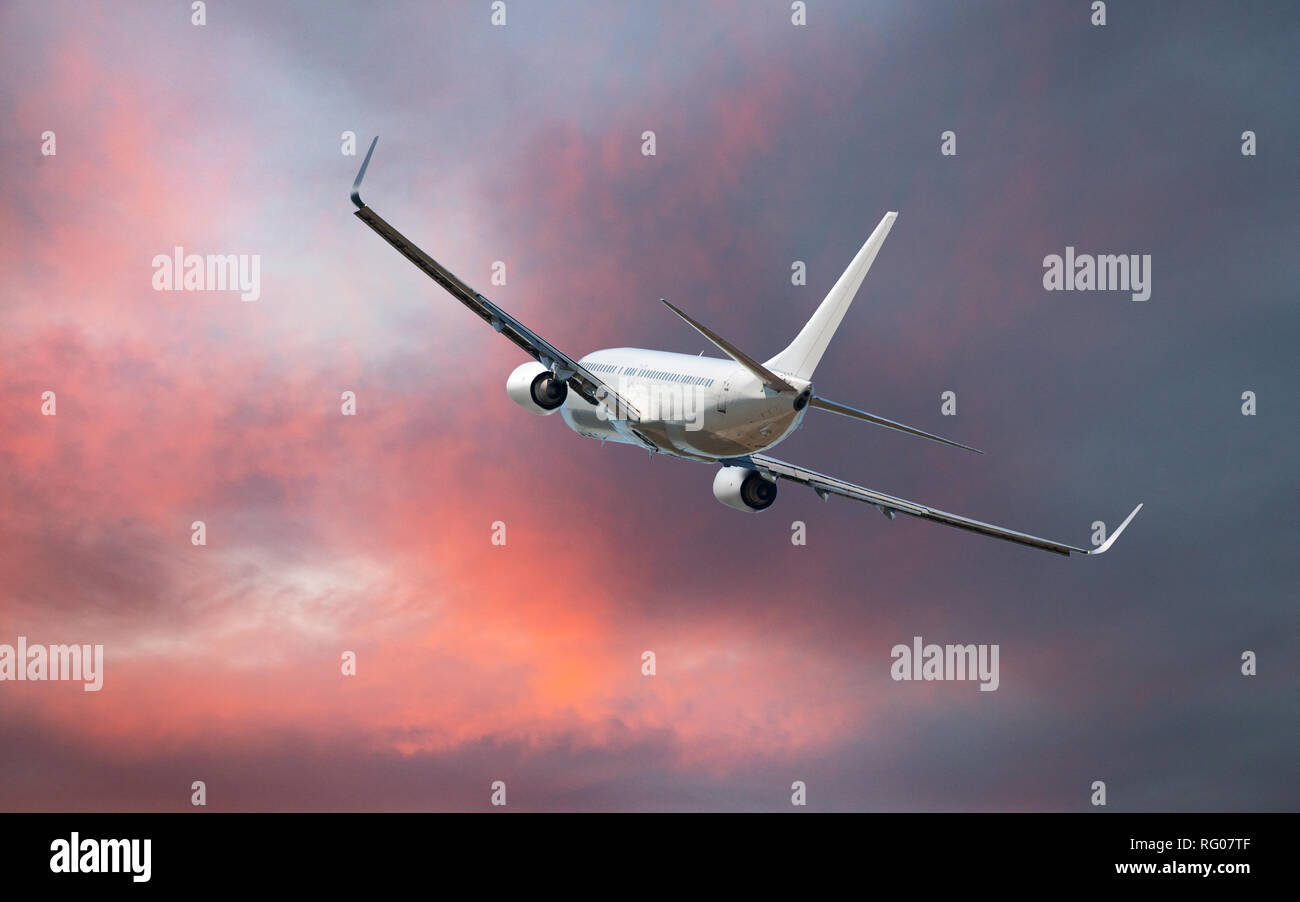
[672,404,806,458]
[560,395,636,444]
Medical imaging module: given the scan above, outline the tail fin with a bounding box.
[764,212,897,380]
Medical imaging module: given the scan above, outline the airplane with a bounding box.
[348,137,1142,557]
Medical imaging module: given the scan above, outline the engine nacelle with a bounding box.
[713,466,778,513]
[506,361,568,415]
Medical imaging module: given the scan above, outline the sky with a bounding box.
[0,0,1296,811]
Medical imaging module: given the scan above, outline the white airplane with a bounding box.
[349,138,1141,556]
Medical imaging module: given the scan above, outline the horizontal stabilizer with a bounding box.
[810,396,982,454]
[661,299,798,393]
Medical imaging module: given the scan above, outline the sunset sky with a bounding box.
[1,1,1295,811]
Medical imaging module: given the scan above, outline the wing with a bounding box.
[349,137,640,422]
[747,453,1141,557]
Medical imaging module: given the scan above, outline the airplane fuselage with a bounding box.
[561,348,812,462]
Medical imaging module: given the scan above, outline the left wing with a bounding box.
[747,452,1141,557]
[350,137,640,422]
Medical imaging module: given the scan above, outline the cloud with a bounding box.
[1,0,1295,811]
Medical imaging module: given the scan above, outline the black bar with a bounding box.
[0,813,1285,890]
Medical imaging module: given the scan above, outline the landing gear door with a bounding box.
[716,379,730,413]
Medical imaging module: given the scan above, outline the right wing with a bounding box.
[748,452,1141,557]
[349,137,640,422]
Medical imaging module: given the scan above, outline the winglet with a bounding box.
[351,136,379,209]
[1087,503,1143,555]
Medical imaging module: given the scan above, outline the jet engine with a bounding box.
[713,466,778,512]
[506,361,568,415]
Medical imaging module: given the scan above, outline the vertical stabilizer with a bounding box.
[764,212,896,380]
